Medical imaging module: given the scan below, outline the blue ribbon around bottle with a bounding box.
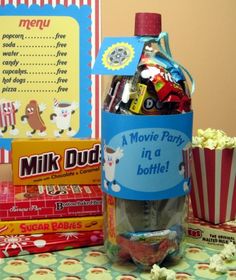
[140,32,195,95]
[93,32,195,95]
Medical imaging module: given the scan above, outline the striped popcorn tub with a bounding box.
[182,143,192,179]
[190,147,236,224]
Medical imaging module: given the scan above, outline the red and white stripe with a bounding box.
[182,145,191,179]
[0,0,101,163]
[0,149,12,163]
[0,102,16,128]
[91,0,101,138]
[190,147,236,224]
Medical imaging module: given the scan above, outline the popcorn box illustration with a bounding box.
[0,100,19,136]
[0,230,104,258]
[12,138,101,185]
[0,215,103,235]
[0,182,103,221]
[190,147,236,224]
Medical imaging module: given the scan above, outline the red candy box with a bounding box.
[0,230,103,258]
[0,182,103,221]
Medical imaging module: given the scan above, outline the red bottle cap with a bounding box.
[134,12,162,36]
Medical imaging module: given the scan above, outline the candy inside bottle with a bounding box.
[103,13,191,116]
[102,12,193,270]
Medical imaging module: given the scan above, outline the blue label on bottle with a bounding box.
[102,111,193,200]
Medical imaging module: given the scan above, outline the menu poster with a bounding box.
[0,1,101,164]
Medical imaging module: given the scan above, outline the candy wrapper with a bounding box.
[191,129,236,224]
[0,230,103,258]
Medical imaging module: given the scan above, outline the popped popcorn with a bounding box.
[209,254,227,273]
[150,264,176,280]
[165,270,176,280]
[220,242,236,261]
[208,242,236,274]
[192,128,236,149]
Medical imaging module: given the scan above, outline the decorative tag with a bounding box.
[102,111,193,200]
[93,37,144,75]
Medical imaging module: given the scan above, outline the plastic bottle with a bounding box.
[102,12,193,270]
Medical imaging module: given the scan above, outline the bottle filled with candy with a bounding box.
[98,12,194,270]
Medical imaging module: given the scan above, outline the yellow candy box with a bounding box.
[12,138,101,185]
[0,215,103,235]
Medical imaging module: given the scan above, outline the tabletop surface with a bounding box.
[0,242,236,279]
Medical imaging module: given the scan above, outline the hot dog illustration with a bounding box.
[21,100,47,137]
[0,99,21,137]
[50,99,78,137]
